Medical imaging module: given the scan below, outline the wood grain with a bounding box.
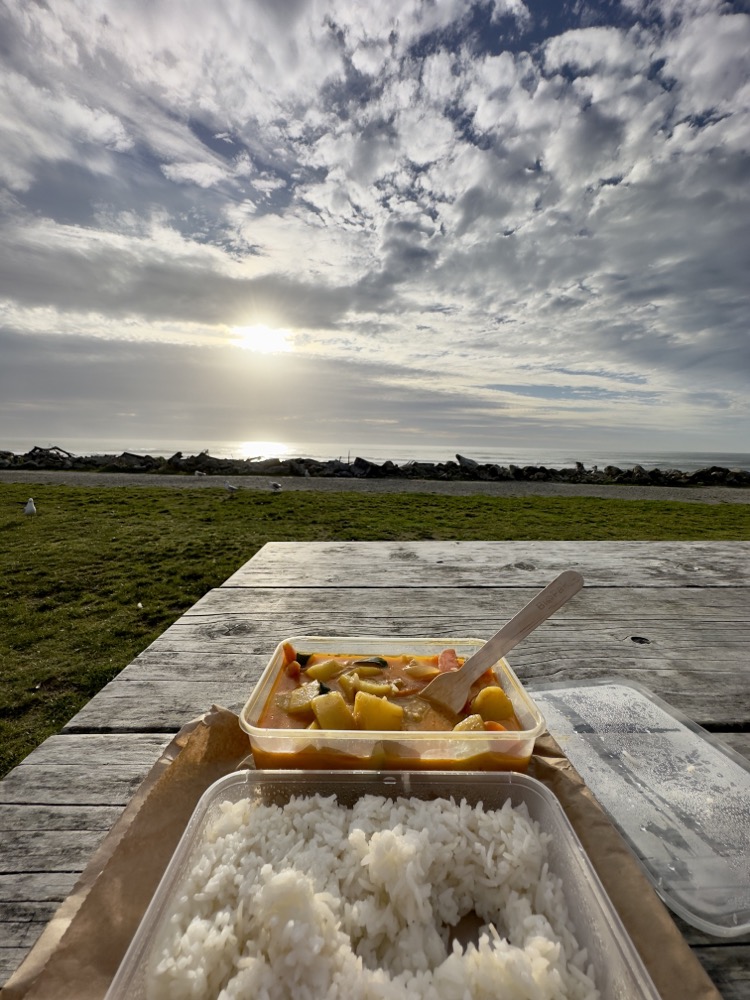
[2,539,749,995]
[221,540,750,588]
[694,944,750,1000]
[58,665,750,732]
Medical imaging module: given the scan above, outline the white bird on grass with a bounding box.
[224,481,240,497]
[271,482,282,492]
[23,498,37,515]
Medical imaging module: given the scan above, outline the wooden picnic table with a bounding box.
[2,540,749,997]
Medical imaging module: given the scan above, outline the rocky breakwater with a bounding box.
[2,445,750,489]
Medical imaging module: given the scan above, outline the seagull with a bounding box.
[224,481,240,496]
[271,482,282,492]
[23,498,37,515]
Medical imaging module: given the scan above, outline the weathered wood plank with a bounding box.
[1,904,59,946]
[61,683,251,732]
[0,765,161,806]
[136,592,750,666]
[713,733,750,760]
[1,947,41,987]
[13,733,172,769]
[120,643,750,709]
[694,944,750,1000]
[0,873,78,983]
[0,829,107,874]
[78,585,747,728]
[0,873,78,904]
[58,664,750,732]
[222,540,750,588]
[119,652,265,684]
[184,582,750,619]
[129,628,750,673]
[0,734,172,805]
[0,804,122,833]
[61,581,750,730]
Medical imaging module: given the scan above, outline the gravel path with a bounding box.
[2,469,748,505]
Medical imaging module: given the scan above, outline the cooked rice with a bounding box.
[146,794,599,999]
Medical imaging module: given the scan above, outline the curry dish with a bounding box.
[258,642,523,736]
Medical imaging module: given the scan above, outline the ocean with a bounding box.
[5,438,750,474]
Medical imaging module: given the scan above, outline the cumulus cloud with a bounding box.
[0,0,748,453]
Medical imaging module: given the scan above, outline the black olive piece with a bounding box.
[297,652,312,666]
[318,681,332,694]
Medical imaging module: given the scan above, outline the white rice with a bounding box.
[146,794,599,1000]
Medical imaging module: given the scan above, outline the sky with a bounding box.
[0,0,749,460]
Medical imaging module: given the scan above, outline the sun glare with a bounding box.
[231,325,292,354]
[238,441,291,461]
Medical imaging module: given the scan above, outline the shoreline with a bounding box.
[3,445,750,491]
[2,468,748,505]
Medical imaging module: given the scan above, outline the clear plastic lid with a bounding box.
[529,678,750,937]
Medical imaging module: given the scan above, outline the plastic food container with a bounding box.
[530,678,750,937]
[105,769,660,1000]
[239,635,546,771]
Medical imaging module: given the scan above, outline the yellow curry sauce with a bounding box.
[252,643,530,771]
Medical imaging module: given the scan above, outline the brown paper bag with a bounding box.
[2,714,721,1000]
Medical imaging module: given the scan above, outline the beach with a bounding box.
[1,469,747,505]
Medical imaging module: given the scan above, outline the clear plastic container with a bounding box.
[239,635,546,771]
[105,769,660,1000]
[530,678,750,937]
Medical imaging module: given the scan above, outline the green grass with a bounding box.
[2,481,749,775]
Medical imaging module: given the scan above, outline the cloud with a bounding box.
[0,0,748,454]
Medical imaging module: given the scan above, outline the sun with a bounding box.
[230,325,292,354]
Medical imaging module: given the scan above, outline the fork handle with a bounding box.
[459,570,584,688]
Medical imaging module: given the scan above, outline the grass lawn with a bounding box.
[2,481,749,775]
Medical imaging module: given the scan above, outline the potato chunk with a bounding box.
[338,671,357,700]
[312,691,356,730]
[403,660,440,680]
[452,713,486,732]
[354,677,394,697]
[471,685,514,722]
[276,680,319,720]
[353,691,404,731]
[305,658,342,682]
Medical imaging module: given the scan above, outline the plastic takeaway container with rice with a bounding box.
[105,769,661,1000]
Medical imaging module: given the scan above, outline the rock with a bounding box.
[687,466,733,486]
[521,465,551,481]
[352,456,380,477]
[1,448,748,489]
[456,454,479,472]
